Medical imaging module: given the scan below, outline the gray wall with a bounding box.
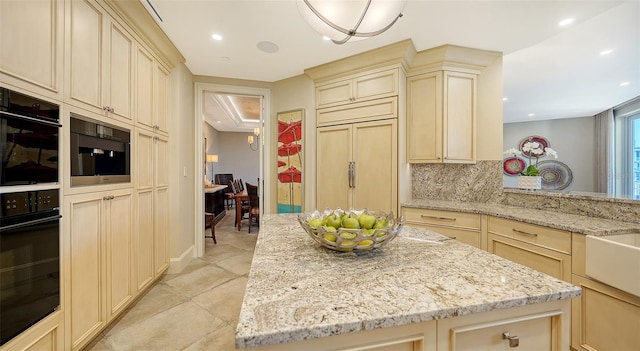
[503,116,595,192]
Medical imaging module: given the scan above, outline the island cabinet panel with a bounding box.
[570,233,640,351]
[1,311,63,351]
[64,189,133,351]
[407,70,477,164]
[316,120,397,213]
[402,208,482,248]
[315,67,399,110]
[487,217,572,282]
[0,0,63,99]
[437,300,569,351]
[64,0,134,123]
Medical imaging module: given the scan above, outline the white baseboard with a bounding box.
[167,245,195,274]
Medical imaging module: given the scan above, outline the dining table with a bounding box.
[234,191,249,230]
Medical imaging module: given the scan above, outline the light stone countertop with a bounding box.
[235,214,581,349]
[402,199,640,236]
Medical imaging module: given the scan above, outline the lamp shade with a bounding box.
[206,154,218,163]
[297,0,407,44]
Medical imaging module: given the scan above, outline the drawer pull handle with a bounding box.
[512,229,538,237]
[502,332,519,348]
[421,215,456,221]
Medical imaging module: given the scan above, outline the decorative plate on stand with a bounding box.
[503,157,526,176]
[537,160,573,190]
[518,136,550,158]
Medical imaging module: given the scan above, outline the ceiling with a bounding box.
[143,0,640,127]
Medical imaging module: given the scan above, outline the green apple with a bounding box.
[339,231,357,239]
[358,214,376,229]
[307,218,323,229]
[358,239,374,247]
[325,214,342,229]
[323,233,337,242]
[362,228,375,236]
[342,217,360,229]
[373,219,388,229]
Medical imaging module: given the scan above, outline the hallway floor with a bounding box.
[86,210,257,351]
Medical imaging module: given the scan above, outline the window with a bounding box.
[615,104,640,199]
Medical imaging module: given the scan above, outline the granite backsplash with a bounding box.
[411,161,640,224]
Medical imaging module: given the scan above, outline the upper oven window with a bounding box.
[0,88,60,186]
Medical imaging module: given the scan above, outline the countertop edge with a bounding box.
[401,200,640,236]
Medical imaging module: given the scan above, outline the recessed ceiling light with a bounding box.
[322,36,331,41]
[220,56,230,61]
[211,34,223,41]
[600,49,613,55]
[558,18,574,26]
[528,113,535,117]
[503,97,508,101]
[620,81,631,86]
[215,120,222,124]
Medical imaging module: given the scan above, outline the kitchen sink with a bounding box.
[586,233,640,297]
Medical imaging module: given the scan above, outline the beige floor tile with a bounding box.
[164,264,238,297]
[214,252,254,276]
[202,244,248,264]
[104,282,188,336]
[104,302,225,351]
[182,323,244,351]
[192,276,249,325]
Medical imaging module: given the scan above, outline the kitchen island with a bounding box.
[236,214,581,350]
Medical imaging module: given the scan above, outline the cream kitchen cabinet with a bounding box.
[135,129,169,284]
[437,300,570,351]
[407,70,477,164]
[570,233,640,351]
[487,217,572,282]
[316,119,397,214]
[315,67,400,110]
[63,189,133,351]
[0,0,63,100]
[0,311,63,351]
[135,47,171,135]
[402,207,483,249]
[64,0,134,123]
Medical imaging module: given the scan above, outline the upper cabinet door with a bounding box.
[135,45,154,129]
[154,64,171,134]
[315,67,399,109]
[66,0,104,111]
[65,0,134,123]
[407,72,443,163]
[0,0,63,99]
[105,21,133,121]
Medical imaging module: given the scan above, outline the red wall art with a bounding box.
[277,109,304,213]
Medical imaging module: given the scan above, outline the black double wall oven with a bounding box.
[0,86,61,346]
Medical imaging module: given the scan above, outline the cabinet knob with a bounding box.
[502,332,519,348]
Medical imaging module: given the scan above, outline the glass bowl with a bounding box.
[297,208,404,252]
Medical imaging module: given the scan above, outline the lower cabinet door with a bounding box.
[1,311,63,351]
[135,189,154,292]
[571,274,640,351]
[153,187,169,276]
[487,233,571,282]
[106,192,133,320]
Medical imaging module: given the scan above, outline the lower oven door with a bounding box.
[0,214,61,346]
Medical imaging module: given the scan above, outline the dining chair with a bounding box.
[215,173,235,210]
[246,183,259,233]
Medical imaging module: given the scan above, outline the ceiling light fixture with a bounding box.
[503,97,508,101]
[600,49,613,55]
[558,18,574,26]
[211,34,222,41]
[620,81,631,86]
[297,0,407,44]
[528,113,535,117]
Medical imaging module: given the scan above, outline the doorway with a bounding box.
[194,83,271,257]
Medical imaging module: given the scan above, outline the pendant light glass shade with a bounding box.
[297,0,407,44]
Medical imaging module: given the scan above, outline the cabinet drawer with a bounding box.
[416,224,481,248]
[403,208,481,230]
[488,217,571,254]
[317,96,397,127]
